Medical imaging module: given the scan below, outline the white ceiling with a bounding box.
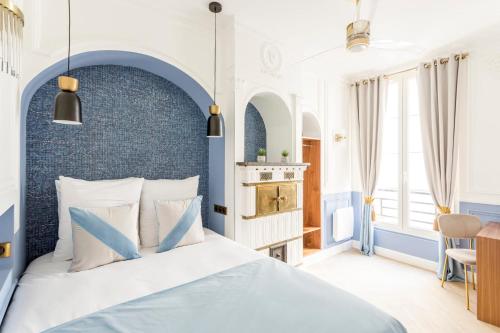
[158,0,500,78]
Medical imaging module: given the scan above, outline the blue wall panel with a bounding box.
[244,103,267,162]
[322,192,352,248]
[26,65,209,263]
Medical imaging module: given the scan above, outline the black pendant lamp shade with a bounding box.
[53,0,82,125]
[53,76,82,125]
[207,2,223,138]
[207,104,222,137]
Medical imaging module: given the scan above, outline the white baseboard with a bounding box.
[301,240,353,267]
[352,240,437,272]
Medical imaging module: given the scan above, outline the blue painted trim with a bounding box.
[0,207,15,324]
[0,270,16,325]
[69,208,141,260]
[0,206,14,272]
[158,196,202,252]
[20,51,226,267]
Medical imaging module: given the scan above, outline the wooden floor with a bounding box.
[301,250,500,333]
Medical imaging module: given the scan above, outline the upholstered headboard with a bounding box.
[25,65,209,263]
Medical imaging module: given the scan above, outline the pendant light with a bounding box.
[207,2,223,138]
[53,0,82,125]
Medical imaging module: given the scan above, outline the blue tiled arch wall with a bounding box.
[25,65,209,262]
[244,103,267,162]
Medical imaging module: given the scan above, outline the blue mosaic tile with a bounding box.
[244,103,266,162]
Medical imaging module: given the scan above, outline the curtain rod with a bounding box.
[351,53,469,86]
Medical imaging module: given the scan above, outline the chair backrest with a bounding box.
[438,214,482,239]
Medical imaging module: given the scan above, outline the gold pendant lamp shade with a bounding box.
[0,0,24,78]
[53,0,82,125]
[207,2,223,138]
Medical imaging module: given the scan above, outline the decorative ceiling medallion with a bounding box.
[260,42,283,77]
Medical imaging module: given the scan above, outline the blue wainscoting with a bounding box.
[0,206,16,323]
[322,192,353,248]
[351,192,438,262]
[244,103,267,162]
[460,201,500,223]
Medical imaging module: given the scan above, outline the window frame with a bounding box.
[373,72,438,241]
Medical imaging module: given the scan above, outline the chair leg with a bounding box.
[464,264,470,310]
[471,265,476,290]
[441,254,448,288]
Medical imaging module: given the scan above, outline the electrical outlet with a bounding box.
[214,204,227,215]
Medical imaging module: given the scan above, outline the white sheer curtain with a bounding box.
[417,54,468,279]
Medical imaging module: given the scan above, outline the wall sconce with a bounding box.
[335,133,347,143]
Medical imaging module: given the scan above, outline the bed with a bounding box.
[2,229,406,333]
[17,70,406,332]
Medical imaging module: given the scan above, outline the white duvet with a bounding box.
[1,230,262,333]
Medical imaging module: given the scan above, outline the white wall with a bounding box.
[0,0,23,277]
[456,25,500,205]
[299,72,351,196]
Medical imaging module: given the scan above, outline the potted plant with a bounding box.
[281,150,289,163]
[257,148,267,163]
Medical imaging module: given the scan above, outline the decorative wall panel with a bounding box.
[26,65,208,262]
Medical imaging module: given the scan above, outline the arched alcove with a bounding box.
[20,51,225,263]
[302,111,321,139]
[244,92,293,162]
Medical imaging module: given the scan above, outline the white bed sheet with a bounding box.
[1,229,262,333]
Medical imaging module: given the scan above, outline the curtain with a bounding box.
[417,54,468,280]
[353,77,385,256]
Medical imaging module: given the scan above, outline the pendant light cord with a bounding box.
[67,0,71,75]
[213,10,217,104]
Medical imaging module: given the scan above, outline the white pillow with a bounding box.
[54,176,144,262]
[154,196,204,252]
[139,176,199,247]
[69,204,141,272]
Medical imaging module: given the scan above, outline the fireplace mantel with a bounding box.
[235,162,308,266]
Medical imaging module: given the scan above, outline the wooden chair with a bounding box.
[438,214,481,310]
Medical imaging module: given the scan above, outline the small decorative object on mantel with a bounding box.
[257,148,266,163]
[281,150,289,163]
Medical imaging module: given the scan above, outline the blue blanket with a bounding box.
[44,258,406,333]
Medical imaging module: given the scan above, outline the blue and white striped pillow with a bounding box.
[155,196,204,253]
[69,204,141,272]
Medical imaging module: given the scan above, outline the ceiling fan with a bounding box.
[297,0,422,63]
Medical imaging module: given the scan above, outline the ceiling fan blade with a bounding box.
[370,40,424,53]
[291,44,345,65]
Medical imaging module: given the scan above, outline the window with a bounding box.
[373,73,436,238]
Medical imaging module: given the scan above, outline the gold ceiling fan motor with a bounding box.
[346,19,370,52]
